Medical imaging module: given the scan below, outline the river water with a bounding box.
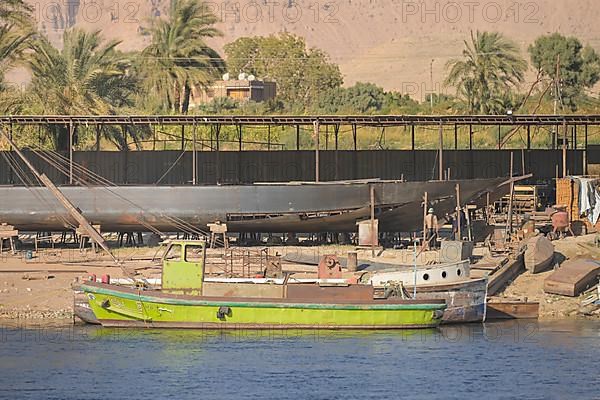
[0,320,599,400]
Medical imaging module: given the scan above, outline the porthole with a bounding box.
[441,271,447,279]
[423,273,430,281]
[457,269,462,276]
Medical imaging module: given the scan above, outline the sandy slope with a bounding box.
[11,0,600,100]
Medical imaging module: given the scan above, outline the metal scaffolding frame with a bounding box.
[0,114,595,184]
[1,114,600,126]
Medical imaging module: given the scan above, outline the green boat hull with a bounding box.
[80,283,446,329]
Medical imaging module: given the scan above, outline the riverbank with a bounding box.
[1,240,598,326]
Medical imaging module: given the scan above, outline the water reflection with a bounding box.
[1,320,599,400]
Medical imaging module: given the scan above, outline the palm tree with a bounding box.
[28,29,139,149]
[0,0,32,26]
[445,31,527,114]
[0,25,32,91]
[141,0,225,114]
[0,0,33,94]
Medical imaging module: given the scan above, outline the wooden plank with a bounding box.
[544,258,600,297]
[469,270,489,279]
[0,230,18,238]
[486,301,539,320]
[471,263,501,271]
[487,255,525,296]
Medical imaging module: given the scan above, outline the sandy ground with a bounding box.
[499,234,600,320]
[1,239,598,325]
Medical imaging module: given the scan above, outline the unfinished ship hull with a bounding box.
[0,178,507,233]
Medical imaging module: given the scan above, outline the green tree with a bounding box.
[224,33,343,110]
[529,33,600,110]
[141,0,225,114]
[28,29,138,149]
[316,82,385,114]
[445,31,527,114]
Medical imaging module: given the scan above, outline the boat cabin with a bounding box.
[161,240,206,295]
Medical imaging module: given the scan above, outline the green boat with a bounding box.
[78,241,446,329]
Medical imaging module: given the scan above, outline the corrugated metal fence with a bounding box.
[0,149,589,185]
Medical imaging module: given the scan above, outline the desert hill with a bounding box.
[19,0,600,100]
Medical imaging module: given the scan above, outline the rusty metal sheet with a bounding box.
[286,284,374,301]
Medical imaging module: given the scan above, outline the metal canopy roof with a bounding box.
[0,114,599,126]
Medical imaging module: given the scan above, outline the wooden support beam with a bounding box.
[411,125,415,150]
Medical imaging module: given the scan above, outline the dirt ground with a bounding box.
[499,234,600,320]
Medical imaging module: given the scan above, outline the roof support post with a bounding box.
[438,122,443,181]
[562,120,568,177]
[468,124,473,150]
[334,124,340,180]
[215,124,221,184]
[454,124,458,149]
[181,124,185,151]
[69,121,74,185]
[192,122,197,185]
[497,125,501,150]
[314,120,320,182]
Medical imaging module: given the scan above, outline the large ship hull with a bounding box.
[0,178,507,233]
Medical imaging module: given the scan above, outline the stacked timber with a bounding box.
[524,235,554,274]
